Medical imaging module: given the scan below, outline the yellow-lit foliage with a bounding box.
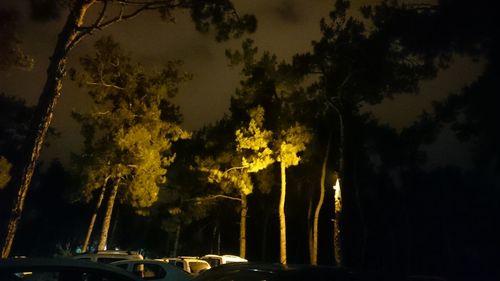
[116,107,190,211]
[277,123,312,168]
[235,106,275,173]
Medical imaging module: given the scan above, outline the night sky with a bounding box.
[0,0,482,167]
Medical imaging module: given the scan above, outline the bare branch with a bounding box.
[186,194,242,203]
[86,81,125,90]
[223,166,247,174]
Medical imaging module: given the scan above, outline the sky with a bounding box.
[0,0,483,167]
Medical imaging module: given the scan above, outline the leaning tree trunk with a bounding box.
[98,178,120,251]
[82,178,109,253]
[312,133,332,265]
[239,193,248,259]
[279,162,287,265]
[0,1,95,258]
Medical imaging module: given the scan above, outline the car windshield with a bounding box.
[189,262,209,273]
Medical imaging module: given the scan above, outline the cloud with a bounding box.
[273,0,301,23]
[29,0,62,22]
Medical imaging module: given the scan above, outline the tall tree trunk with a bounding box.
[279,162,287,265]
[312,133,332,265]
[240,193,248,258]
[261,208,270,261]
[82,178,109,253]
[332,105,344,267]
[98,178,120,251]
[307,197,314,264]
[173,224,181,257]
[1,0,95,258]
[333,176,343,267]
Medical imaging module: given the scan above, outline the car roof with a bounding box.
[0,257,141,280]
[111,259,174,265]
[195,262,354,281]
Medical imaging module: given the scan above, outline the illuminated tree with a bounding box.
[226,39,313,265]
[72,37,190,251]
[197,106,274,258]
[275,123,312,265]
[1,0,255,258]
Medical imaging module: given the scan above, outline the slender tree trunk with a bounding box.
[279,162,287,265]
[261,208,270,261]
[307,197,314,264]
[333,176,343,267]
[332,105,344,267]
[312,133,332,265]
[98,178,120,251]
[1,1,95,258]
[82,178,109,253]
[173,224,181,257]
[240,193,248,258]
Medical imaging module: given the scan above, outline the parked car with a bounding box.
[111,259,193,281]
[199,255,247,267]
[0,257,141,281]
[73,250,144,264]
[194,262,378,281]
[156,257,210,276]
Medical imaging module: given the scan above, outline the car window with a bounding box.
[189,261,209,273]
[98,258,125,264]
[174,262,184,269]
[142,264,166,280]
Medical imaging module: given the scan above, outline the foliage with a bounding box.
[235,106,275,173]
[0,8,34,71]
[72,37,190,214]
[0,156,12,189]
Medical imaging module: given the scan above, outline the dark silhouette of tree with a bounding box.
[293,0,439,267]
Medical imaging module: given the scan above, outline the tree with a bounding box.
[0,156,12,190]
[294,0,438,266]
[197,106,274,258]
[275,123,312,265]
[2,0,255,258]
[226,39,312,264]
[72,37,190,251]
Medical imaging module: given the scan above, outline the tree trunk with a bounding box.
[307,197,313,264]
[98,178,120,251]
[173,224,181,257]
[332,105,344,267]
[240,193,248,259]
[82,178,109,253]
[333,176,343,267]
[312,133,332,265]
[1,0,95,258]
[279,162,287,265]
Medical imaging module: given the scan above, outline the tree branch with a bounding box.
[186,194,242,203]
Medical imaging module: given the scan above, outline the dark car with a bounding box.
[0,257,142,281]
[194,262,376,281]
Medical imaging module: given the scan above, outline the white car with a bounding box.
[111,259,193,281]
[73,250,144,264]
[199,255,247,267]
[156,257,210,276]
